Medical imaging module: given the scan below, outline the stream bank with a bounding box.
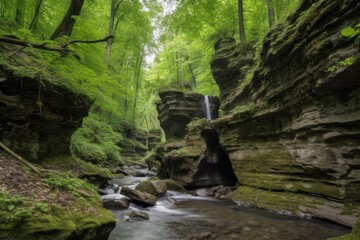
[104,176,351,240]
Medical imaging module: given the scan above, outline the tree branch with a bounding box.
[62,34,114,47]
[0,35,115,56]
[0,36,72,54]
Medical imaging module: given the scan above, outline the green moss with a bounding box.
[228,186,322,212]
[42,155,114,181]
[232,150,343,199]
[71,116,123,165]
[0,172,115,240]
[0,206,115,240]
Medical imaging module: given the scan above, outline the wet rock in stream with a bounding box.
[120,186,158,206]
[129,210,150,220]
[102,198,130,209]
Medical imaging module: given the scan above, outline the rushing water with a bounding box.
[204,95,212,120]
[107,177,350,240]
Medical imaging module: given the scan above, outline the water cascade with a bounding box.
[204,95,212,120]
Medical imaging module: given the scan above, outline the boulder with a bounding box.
[120,187,157,206]
[102,198,130,209]
[135,180,167,197]
[129,210,149,220]
[161,179,186,191]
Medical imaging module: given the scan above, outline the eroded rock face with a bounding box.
[117,127,149,161]
[0,69,92,160]
[148,129,162,150]
[156,90,219,139]
[156,119,238,188]
[211,38,255,106]
[212,0,360,202]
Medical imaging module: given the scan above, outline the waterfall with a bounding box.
[204,95,212,120]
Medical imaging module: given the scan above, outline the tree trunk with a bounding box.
[238,0,246,42]
[50,0,85,40]
[15,0,26,26]
[133,45,145,124]
[267,0,275,28]
[29,0,43,30]
[106,0,116,63]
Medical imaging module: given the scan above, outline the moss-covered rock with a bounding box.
[0,205,115,240]
[211,0,360,218]
[42,155,114,187]
[228,186,359,227]
[71,116,123,166]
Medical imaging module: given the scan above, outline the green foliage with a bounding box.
[341,23,360,45]
[341,27,357,38]
[71,116,123,165]
[42,171,97,198]
[0,192,49,222]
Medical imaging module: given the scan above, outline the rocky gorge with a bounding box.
[0,0,359,239]
[153,0,360,239]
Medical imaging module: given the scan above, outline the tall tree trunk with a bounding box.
[237,0,246,43]
[29,0,43,30]
[133,45,145,124]
[267,0,275,28]
[15,0,26,26]
[50,0,85,40]
[106,0,116,64]
[185,54,196,89]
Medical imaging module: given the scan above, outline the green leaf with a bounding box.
[7,204,15,211]
[341,27,356,38]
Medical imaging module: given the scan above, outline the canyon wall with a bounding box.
[211,0,360,227]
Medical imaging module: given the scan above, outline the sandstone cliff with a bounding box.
[211,0,360,228]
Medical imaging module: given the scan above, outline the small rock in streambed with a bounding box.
[129,210,149,220]
[120,186,158,206]
[102,198,130,209]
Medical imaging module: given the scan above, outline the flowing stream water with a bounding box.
[107,176,350,240]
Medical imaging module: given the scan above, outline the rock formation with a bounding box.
[0,68,92,160]
[211,0,360,227]
[156,90,219,139]
[156,119,238,188]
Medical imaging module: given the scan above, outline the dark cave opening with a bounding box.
[190,128,238,188]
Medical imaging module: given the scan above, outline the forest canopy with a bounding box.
[0,0,301,162]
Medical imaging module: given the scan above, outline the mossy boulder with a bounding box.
[0,206,115,240]
[135,180,168,197]
[120,187,157,206]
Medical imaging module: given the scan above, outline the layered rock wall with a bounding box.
[156,90,219,139]
[0,68,92,160]
[212,0,360,203]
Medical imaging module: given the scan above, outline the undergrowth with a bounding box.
[71,115,123,165]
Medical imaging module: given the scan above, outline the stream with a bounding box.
[106,176,350,240]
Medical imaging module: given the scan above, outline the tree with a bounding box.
[50,0,85,40]
[106,0,121,63]
[29,0,44,30]
[267,0,275,28]
[15,0,26,26]
[238,0,246,42]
